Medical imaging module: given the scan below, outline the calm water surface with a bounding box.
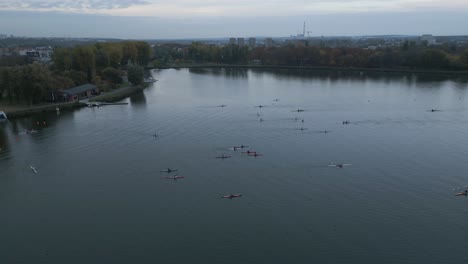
[1,69,468,263]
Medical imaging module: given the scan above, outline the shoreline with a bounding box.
[2,65,466,119]
[155,64,468,76]
[2,84,148,119]
[2,101,84,119]
[88,84,147,103]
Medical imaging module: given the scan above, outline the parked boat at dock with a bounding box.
[0,111,7,122]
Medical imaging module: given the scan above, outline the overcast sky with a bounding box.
[0,0,467,39]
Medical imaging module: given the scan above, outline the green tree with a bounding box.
[53,47,73,71]
[102,44,123,68]
[72,46,96,82]
[419,49,449,69]
[96,49,110,70]
[135,41,152,66]
[102,67,123,84]
[459,50,468,68]
[127,65,144,85]
[122,42,138,65]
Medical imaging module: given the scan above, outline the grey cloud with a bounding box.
[0,0,150,10]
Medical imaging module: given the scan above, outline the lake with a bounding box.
[1,68,468,263]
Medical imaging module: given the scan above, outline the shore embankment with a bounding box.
[88,84,147,102]
[1,84,148,119]
[2,101,84,119]
[155,63,468,76]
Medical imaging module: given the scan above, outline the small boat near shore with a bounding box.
[0,111,7,122]
[86,102,128,107]
[144,77,158,83]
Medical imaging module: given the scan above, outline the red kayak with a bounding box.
[222,194,242,199]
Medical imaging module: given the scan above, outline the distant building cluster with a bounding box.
[420,34,437,45]
[0,34,18,39]
[0,46,54,63]
[226,37,275,48]
[220,34,465,50]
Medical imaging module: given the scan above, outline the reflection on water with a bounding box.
[186,67,468,88]
[129,91,147,108]
[0,125,9,157]
[189,67,249,78]
[1,68,468,264]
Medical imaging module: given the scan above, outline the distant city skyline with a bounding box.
[0,0,467,39]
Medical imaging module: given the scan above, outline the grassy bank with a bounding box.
[2,101,84,119]
[89,84,148,103]
[155,63,468,76]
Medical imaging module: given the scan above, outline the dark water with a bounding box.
[1,68,468,263]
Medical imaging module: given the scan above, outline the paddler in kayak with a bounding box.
[222,194,242,199]
[165,175,184,180]
[161,168,178,173]
[30,165,38,174]
[329,163,352,168]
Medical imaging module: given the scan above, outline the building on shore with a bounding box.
[237,38,245,46]
[63,84,100,101]
[48,84,100,102]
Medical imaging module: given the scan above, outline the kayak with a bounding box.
[455,192,468,196]
[222,194,242,199]
[30,166,38,174]
[234,145,249,149]
[160,169,177,173]
[165,176,184,180]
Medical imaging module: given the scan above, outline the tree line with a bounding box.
[0,41,151,104]
[154,42,468,71]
